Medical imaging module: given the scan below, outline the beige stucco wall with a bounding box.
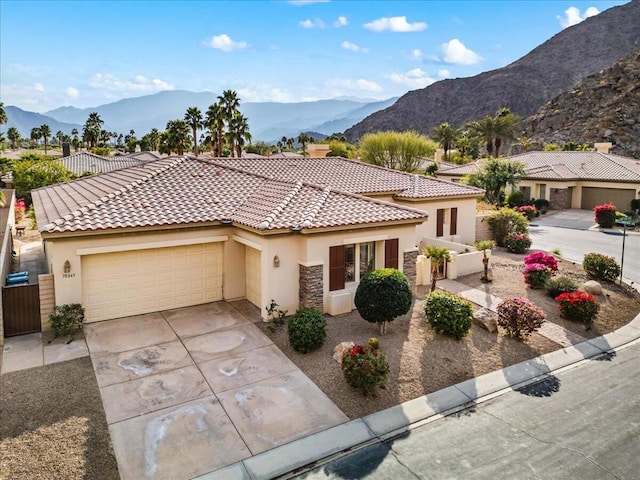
[406,197,478,245]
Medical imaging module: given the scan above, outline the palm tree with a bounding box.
[7,127,20,149]
[493,109,520,157]
[467,115,497,157]
[39,124,51,154]
[164,119,191,155]
[0,102,7,125]
[228,112,252,158]
[205,103,225,156]
[30,127,42,148]
[147,128,161,152]
[431,122,460,162]
[83,112,104,149]
[218,90,241,155]
[297,132,312,156]
[474,240,495,282]
[424,246,451,292]
[184,107,203,156]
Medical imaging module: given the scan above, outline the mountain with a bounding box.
[523,50,640,158]
[344,1,640,142]
[41,91,395,141]
[2,106,82,137]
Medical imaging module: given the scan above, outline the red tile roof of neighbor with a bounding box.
[32,157,431,235]
[438,152,640,182]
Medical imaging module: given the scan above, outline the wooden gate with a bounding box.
[2,284,41,337]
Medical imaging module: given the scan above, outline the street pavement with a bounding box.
[294,341,640,480]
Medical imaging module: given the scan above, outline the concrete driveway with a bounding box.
[84,301,348,480]
[529,209,596,230]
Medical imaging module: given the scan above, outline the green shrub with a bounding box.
[583,253,621,282]
[533,199,550,211]
[341,344,389,396]
[631,198,640,212]
[506,190,525,207]
[556,291,600,328]
[545,275,579,298]
[354,268,412,335]
[49,304,85,341]
[504,232,532,253]
[287,307,326,353]
[424,291,474,340]
[488,207,529,247]
[496,297,546,340]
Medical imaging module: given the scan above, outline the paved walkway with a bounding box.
[1,332,89,373]
[438,279,587,347]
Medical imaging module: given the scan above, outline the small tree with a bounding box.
[423,246,451,292]
[359,131,437,172]
[474,240,494,282]
[463,158,525,206]
[354,269,412,335]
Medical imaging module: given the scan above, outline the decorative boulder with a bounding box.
[583,280,603,296]
[333,341,355,364]
[473,307,498,333]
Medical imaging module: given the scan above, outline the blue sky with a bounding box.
[0,0,629,112]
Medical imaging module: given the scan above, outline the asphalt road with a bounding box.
[529,225,640,284]
[295,341,640,480]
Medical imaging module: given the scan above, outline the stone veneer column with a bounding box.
[299,263,324,311]
[403,250,418,287]
[550,188,569,210]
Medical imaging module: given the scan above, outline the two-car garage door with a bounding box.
[82,243,223,322]
[581,187,636,210]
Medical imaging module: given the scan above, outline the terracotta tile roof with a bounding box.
[57,152,143,175]
[125,151,160,162]
[208,156,483,199]
[438,152,640,182]
[32,157,428,235]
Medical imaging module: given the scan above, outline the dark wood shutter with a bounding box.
[450,207,458,235]
[385,239,399,269]
[329,245,345,291]
[436,209,444,237]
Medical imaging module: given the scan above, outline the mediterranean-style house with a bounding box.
[437,151,640,210]
[32,156,483,323]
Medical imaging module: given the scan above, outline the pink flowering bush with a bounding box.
[504,232,532,254]
[14,198,26,222]
[517,205,537,220]
[522,263,551,289]
[496,297,546,340]
[556,291,600,327]
[594,203,616,228]
[342,344,389,396]
[524,251,558,274]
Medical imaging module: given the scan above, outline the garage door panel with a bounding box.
[581,187,635,210]
[82,243,223,322]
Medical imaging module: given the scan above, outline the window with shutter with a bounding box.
[450,207,458,235]
[436,208,444,237]
[329,245,345,291]
[385,239,399,269]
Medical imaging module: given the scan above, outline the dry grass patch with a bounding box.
[0,357,118,480]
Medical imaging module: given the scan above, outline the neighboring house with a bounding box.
[437,151,640,210]
[126,151,160,162]
[58,152,143,176]
[307,144,330,157]
[31,156,482,324]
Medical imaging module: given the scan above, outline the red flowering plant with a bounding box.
[556,290,599,328]
[524,251,558,274]
[14,198,26,222]
[517,205,537,220]
[496,297,546,340]
[341,343,389,396]
[594,203,616,228]
[522,263,551,289]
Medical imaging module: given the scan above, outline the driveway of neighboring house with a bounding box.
[529,209,597,230]
[84,301,348,480]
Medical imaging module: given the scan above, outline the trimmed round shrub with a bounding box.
[533,199,550,211]
[583,253,621,282]
[342,344,389,396]
[488,207,529,247]
[496,297,546,340]
[556,291,600,327]
[522,263,551,289]
[524,251,558,274]
[594,203,616,228]
[424,290,474,340]
[545,275,579,298]
[355,268,412,335]
[287,307,326,353]
[504,232,532,253]
[506,189,525,207]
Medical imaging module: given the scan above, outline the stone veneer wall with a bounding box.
[403,250,418,287]
[475,214,494,242]
[299,264,323,311]
[38,274,55,332]
[550,188,570,210]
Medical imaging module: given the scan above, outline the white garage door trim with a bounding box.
[82,242,223,322]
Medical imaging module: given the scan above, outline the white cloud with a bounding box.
[204,34,248,52]
[334,16,348,27]
[557,6,600,28]
[410,49,423,60]
[88,73,174,93]
[299,18,325,28]
[388,68,435,89]
[326,78,382,93]
[364,16,427,32]
[34,83,45,92]
[441,39,482,65]
[437,69,450,78]
[342,41,368,53]
[236,87,295,103]
[65,87,80,98]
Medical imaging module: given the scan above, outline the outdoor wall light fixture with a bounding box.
[63,260,71,273]
[273,255,280,268]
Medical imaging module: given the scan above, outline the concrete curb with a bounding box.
[208,288,640,479]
